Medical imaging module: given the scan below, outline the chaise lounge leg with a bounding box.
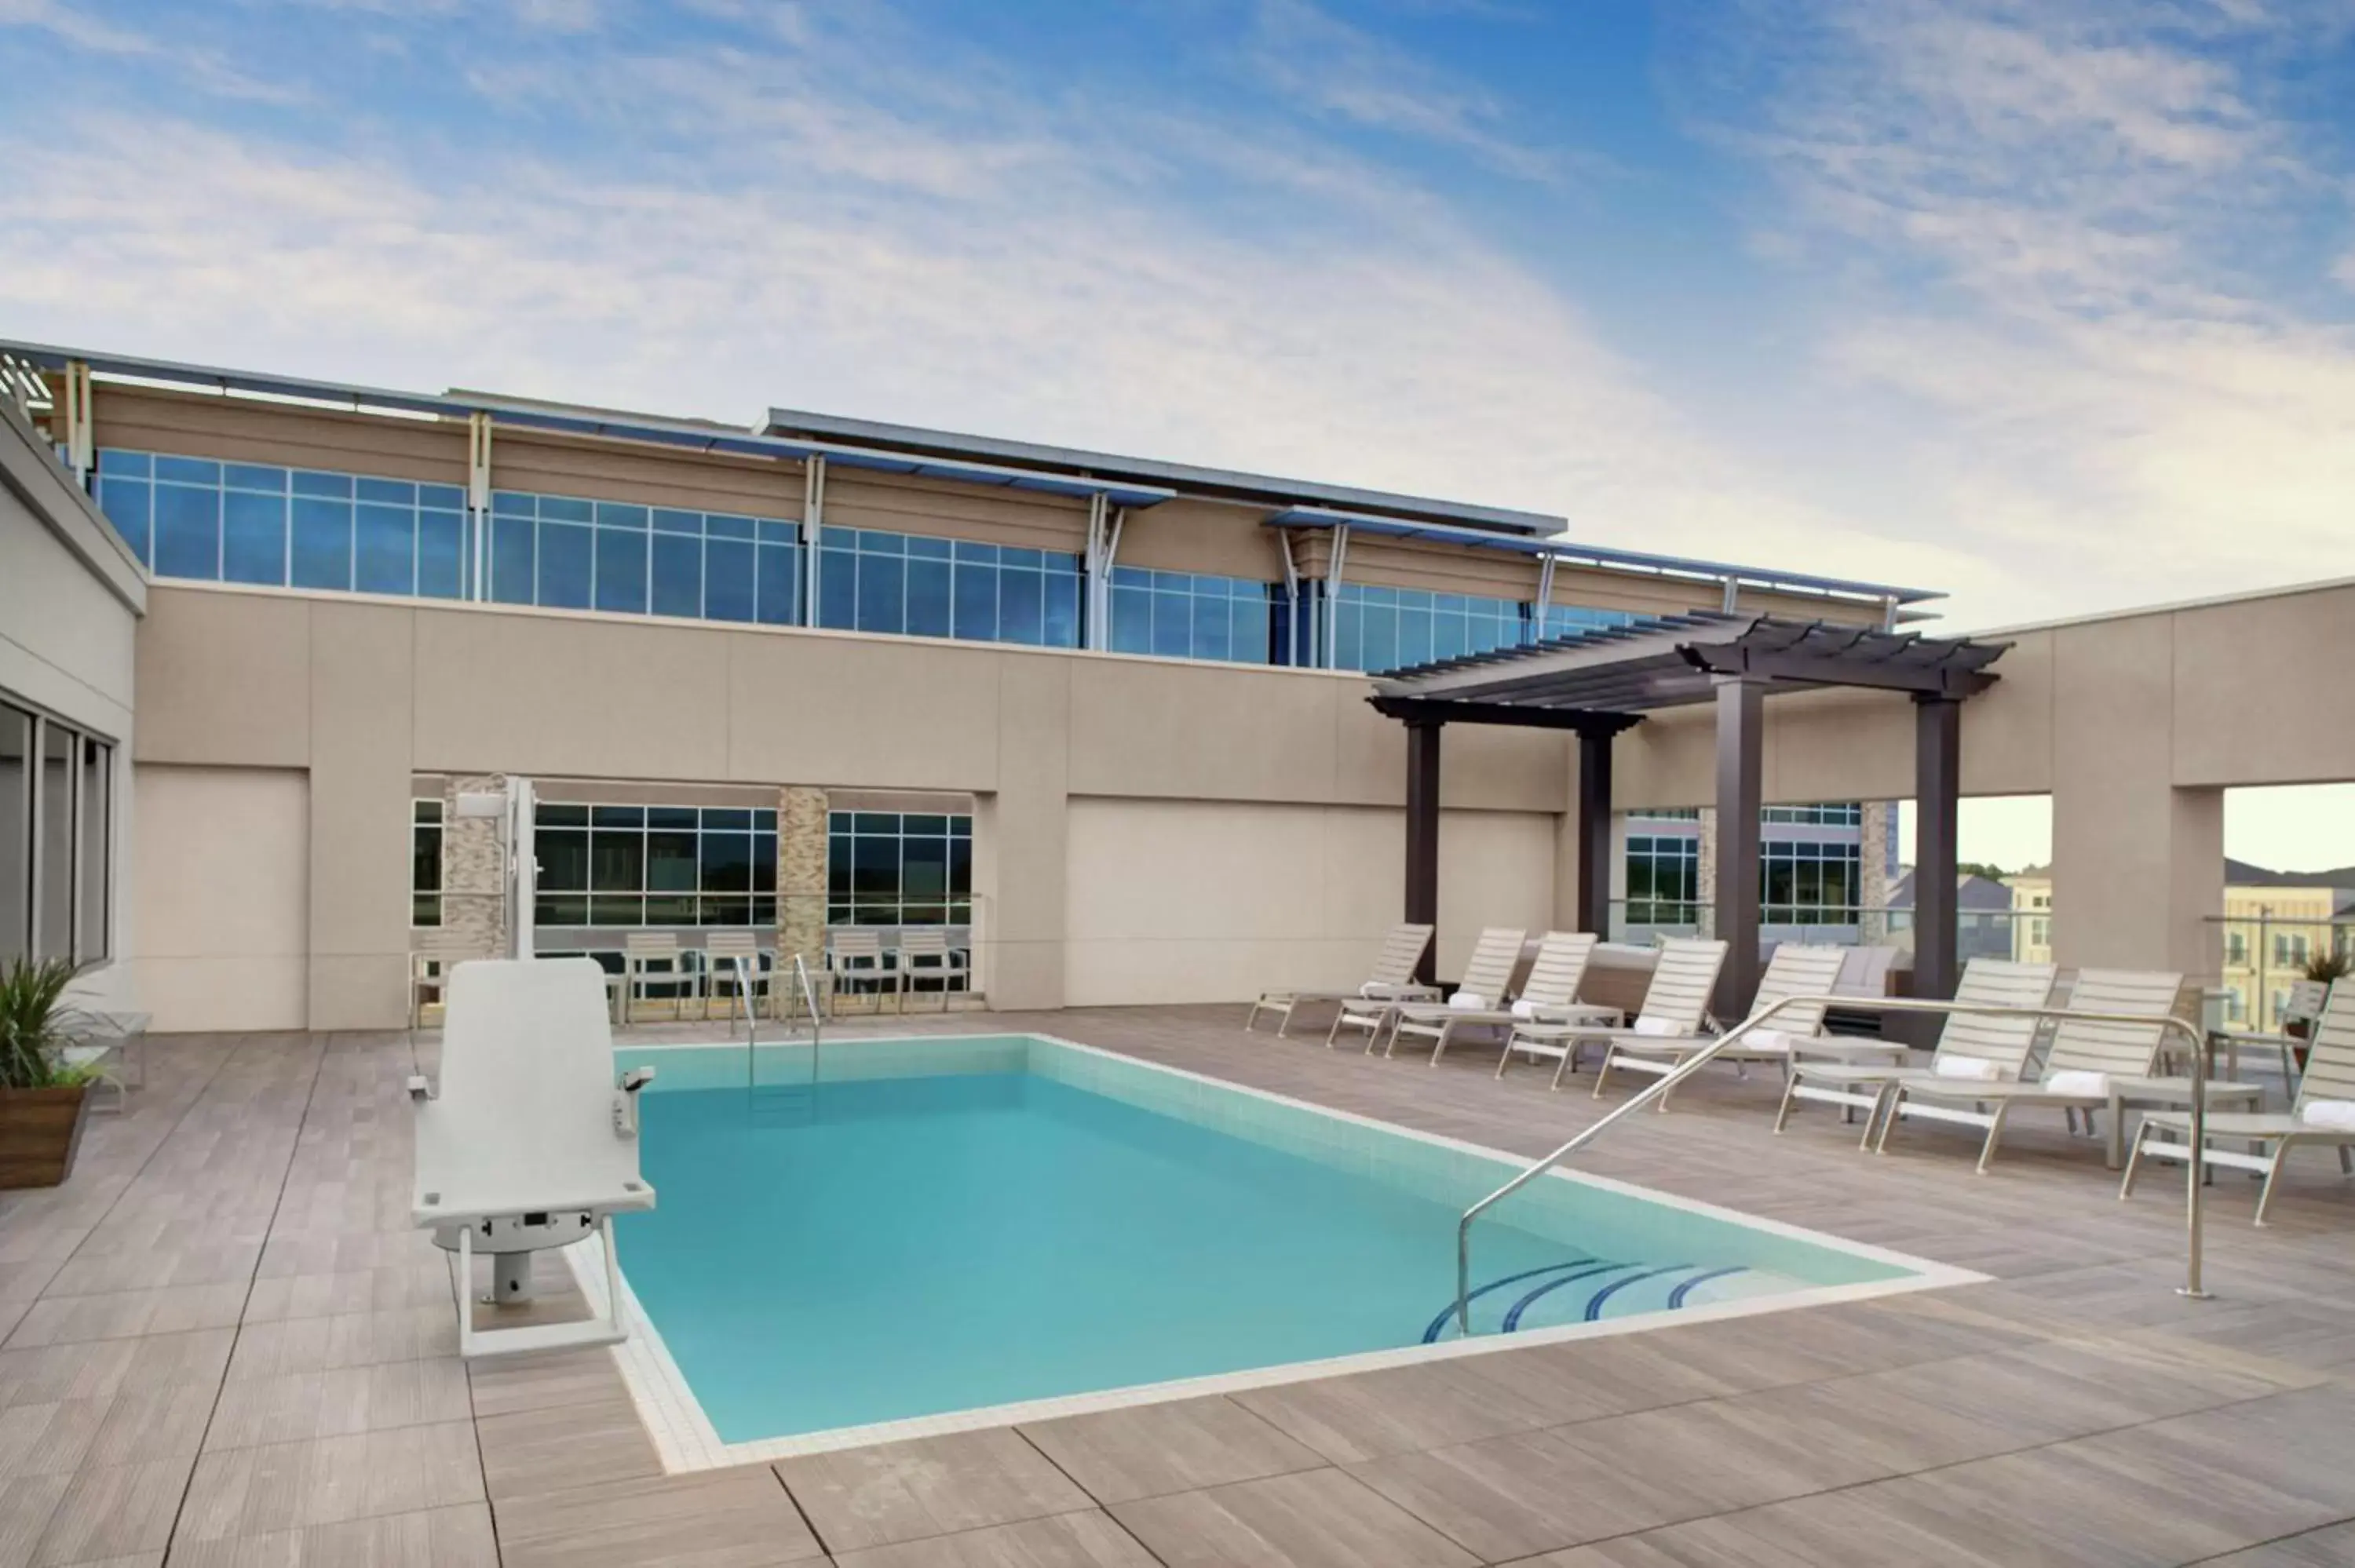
[2118,1121,2154,1199]
[1773,1071,1801,1134]
[1874,1091,1904,1154]
[1427,1021,1454,1067]
[1590,1049,1614,1100]
[1974,1101,2012,1175]
[2255,1144,2287,1227]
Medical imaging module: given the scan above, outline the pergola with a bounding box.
[1368,613,2011,1017]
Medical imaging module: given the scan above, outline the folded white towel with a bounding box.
[2299,1099,2355,1131]
[1510,998,1538,1020]
[1631,1017,1679,1037]
[2042,1069,2111,1097]
[1743,1028,1794,1054]
[1360,982,1393,997]
[1932,1056,2000,1081]
[1448,992,1488,1012]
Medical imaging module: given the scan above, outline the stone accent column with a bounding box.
[1860,800,1894,921]
[1694,806,1718,920]
[777,786,830,988]
[441,775,509,957]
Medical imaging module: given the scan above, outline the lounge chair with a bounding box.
[1387,932,1604,1066]
[1331,926,1524,1054]
[2206,977,2327,1088]
[2122,981,2355,1225]
[827,929,896,1014]
[410,957,656,1358]
[1774,957,2057,1147]
[411,931,491,1031]
[1245,923,1437,1036]
[621,931,682,1024]
[1500,937,1727,1090]
[1591,943,1853,1105]
[1877,968,2184,1172]
[702,930,766,1029]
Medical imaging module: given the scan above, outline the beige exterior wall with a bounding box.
[0,402,143,1009]
[131,765,309,1030]
[1062,800,1554,1005]
[129,585,1575,1030]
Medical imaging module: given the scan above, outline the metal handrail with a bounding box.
[792,953,823,1046]
[1455,994,2216,1338]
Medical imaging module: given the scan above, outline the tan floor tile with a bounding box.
[0,1473,74,1568]
[83,1384,217,1469]
[242,1263,451,1326]
[495,1466,824,1567]
[0,1402,109,1481]
[42,1245,260,1298]
[169,1501,497,1567]
[0,1331,233,1413]
[29,1460,187,1566]
[462,1345,628,1418]
[776,1428,1094,1553]
[1110,1468,1477,1568]
[225,1307,457,1381]
[204,1361,472,1451]
[831,1511,1157,1568]
[175,1420,484,1542]
[475,1397,660,1501]
[1019,1395,1325,1505]
[1229,1359,1560,1464]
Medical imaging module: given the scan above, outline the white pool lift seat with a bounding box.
[410,957,656,1359]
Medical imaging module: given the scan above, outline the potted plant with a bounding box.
[0,958,100,1189]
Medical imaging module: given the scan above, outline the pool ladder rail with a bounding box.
[735,951,827,1089]
[1454,994,2218,1338]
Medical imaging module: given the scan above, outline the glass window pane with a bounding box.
[751,833,776,895]
[355,503,416,596]
[590,830,643,892]
[596,502,648,531]
[706,538,756,622]
[535,894,589,927]
[356,477,415,506]
[1044,570,1080,648]
[594,527,648,614]
[537,802,590,826]
[1150,591,1188,658]
[223,463,287,494]
[590,895,645,925]
[818,549,856,629]
[856,552,904,634]
[539,523,593,609]
[536,829,589,892]
[702,808,752,831]
[700,832,753,893]
[647,807,698,830]
[755,541,797,625]
[540,495,593,524]
[999,570,1043,645]
[646,895,697,924]
[0,706,26,959]
[952,563,998,642]
[903,837,947,897]
[591,805,644,828]
[906,559,952,638]
[78,740,108,961]
[492,514,535,604]
[221,490,287,585]
[1191,592,1229,662]
[647,830,698,892]
[851,835,899,897]
[154,455,220,486]
[97,478,152,564]
[35,724,71,961]
[947,836,972,895]
[417,510,465,600]
[152,483,221,579]
[1111,587,1151,654]
[653,509,701,536]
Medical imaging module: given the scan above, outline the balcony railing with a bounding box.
[1608,901,2043,960]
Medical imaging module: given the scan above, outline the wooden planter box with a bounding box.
[0,1085,92,1189]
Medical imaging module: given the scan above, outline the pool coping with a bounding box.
[574,1030,1990,1471]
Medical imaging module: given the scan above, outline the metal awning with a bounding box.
[1368,611,2007,731]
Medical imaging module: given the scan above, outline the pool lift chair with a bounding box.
[411,957,658,1358]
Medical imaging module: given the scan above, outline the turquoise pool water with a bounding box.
[612,1036,1923,1445]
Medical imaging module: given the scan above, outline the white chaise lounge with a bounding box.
[1386,932,1605,1066]
[1332,927,1524,1054]
[411,957,657,1359]
[1590,943,1855,1106]
[1246,922,1439,1037]
[1500,937,1728,1090]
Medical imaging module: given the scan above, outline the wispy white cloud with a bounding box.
[0,0,310,102]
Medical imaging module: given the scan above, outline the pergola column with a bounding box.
[1913,695,1962,1004]
[1714,676,1766,1019]
[1404,718,1442,985]
[1576,729,1613,936]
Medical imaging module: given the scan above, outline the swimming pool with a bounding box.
[588,1034,1975,1464]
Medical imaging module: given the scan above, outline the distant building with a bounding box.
[2004,868,2054,965]
[2219,860,2355,1030]
[1890,869,2017,964]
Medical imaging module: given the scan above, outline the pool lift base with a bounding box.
[429,1211,599,1305]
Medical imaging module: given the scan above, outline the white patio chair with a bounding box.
[1247,923,1439,1036]
[1500,936,1728,1091]
[896,928,969,1010]
[827,929,899,1015]
[1590,943,1855,1107]
[410,932,490,1031]
[1388,932,1605,1067]
[2123,980,2355,1225]
[621,932,683,1026]
[702,930,767,1030]
[1331,927,1524,1054]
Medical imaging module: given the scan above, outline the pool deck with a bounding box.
[0,1005,2350,1566]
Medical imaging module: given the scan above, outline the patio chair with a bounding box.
[410,957,655,1358]
[827,929,898,1015]
[620,932,682,1025]
[1877,967,2184,1172]
[2122,982,2355,1225]
[1590,943,1853,1106]
[1823,943,1900,1036]
[1387,932,1604,1066]
[1499,936,1727,1090]
[897,928,969,1010]
[411,932,491,1030]
[702,931,766,1030]
[1774,957,2057,1147]
[2207,978,2328,1090]
[1245,923,1438,1036]
[1331,927,1524,1054]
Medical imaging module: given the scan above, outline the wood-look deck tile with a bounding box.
[774,1428,1094,1554]
[4,1284,250,1349]
[166,1501,498,1568]
[224,1306,457,1381]
[831,1510,1154,1568]
[1108,1468,1477,1568]
[173,1420,485,1544]
[0,1330,234,1413]
[474,1397,661,1501]
[2195,1519,2355,1566]
[41,1245,261,1298]
[495,1465,824,1567]
[28,1459,188,1566]
[203,1360,472,1451]
[240,1261,451,1325]
[1228,1358,1563,1464]
[1019,1395,1325,1505]
[462,1346,629,1420]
